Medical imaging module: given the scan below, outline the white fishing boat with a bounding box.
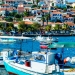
[1,36,75,75]
[1,36,60,75]
[0,49,12,66]
[35,36,58,44]
[0,52,3,66]
[0,38,16,43]
[35,36,45,42]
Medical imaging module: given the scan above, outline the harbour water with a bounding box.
[1,36,75,75]
[0,67,8,75]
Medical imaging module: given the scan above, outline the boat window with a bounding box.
[33,54,45,61]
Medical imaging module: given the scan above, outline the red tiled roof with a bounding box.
[43,22,63,26]
[0,7,16,11]
[24,16,35,19]
[25,21,33,25]
[64,22,75,26]
[0,8,6,11]
[1,4,9,6]
[13,21,33,25]
[52,11,61,14]
[17,7,24,12]
[42,10,49,13]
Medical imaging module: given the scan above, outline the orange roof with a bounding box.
[64,22,75,26]
[0,7,16,11]
[7,8,14,11]
[13,21,33,25]
[1,4,9,6]
[0,8,6,11]
[43,22,63,26]
[24,16,35,19]
[25,21,33,25]
[52,11,61,14]
[42,10,49,13]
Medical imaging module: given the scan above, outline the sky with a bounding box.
[67,0,75,2]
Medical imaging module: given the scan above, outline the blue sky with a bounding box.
[67,0,75,2]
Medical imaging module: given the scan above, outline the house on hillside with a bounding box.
[50,11,64,22]
[23,16,34,21]
[38,1,46,6]
[25,0,33,4]
[64,22,75,30]
[17,3,24,14]
[0,8,6,16]
[63,14,74,23]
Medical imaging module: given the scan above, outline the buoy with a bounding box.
[64,57,70,64]
[40,45,48,49]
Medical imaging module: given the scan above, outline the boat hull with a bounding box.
[4,61,48,75]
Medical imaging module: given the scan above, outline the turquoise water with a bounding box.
[53,36,75,58]
[1,36,75,75]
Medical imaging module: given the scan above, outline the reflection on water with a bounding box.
[0,67,8,75]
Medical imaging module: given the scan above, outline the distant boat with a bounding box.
[0,39,16,43]
[35,36,54,44]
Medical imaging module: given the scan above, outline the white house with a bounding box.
[25,0,33,4]
[64,22,75,30]
[71,2,75,8]
[0,8,6,16]
[51,11,64,22]
[23,16,34,21]
[63,14,74,23]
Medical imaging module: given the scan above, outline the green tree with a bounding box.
[36,0,39,6]
[31,22,41,32]
[23,11,30,17]
[63,7,67,12]
[74,17,75,23]
[9,12,17,17]
[5,17,13,22]
[62,24,69,30]
[41,16,45,26]
[54,24,61,30]
[0,23,4,30]
[18,21,27,33]
[45,25,51,31]
[45,14,50,25]
[15,13,22,18]
[5,23,14,32]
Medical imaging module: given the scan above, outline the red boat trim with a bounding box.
[8,72,18,75]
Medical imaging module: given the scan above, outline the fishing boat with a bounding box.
[2,36,75,75]
[35,36,58,45]
[2,36,61,75]
[0,38,16,43]
[0,49,12,66]
[0,52,4,66]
